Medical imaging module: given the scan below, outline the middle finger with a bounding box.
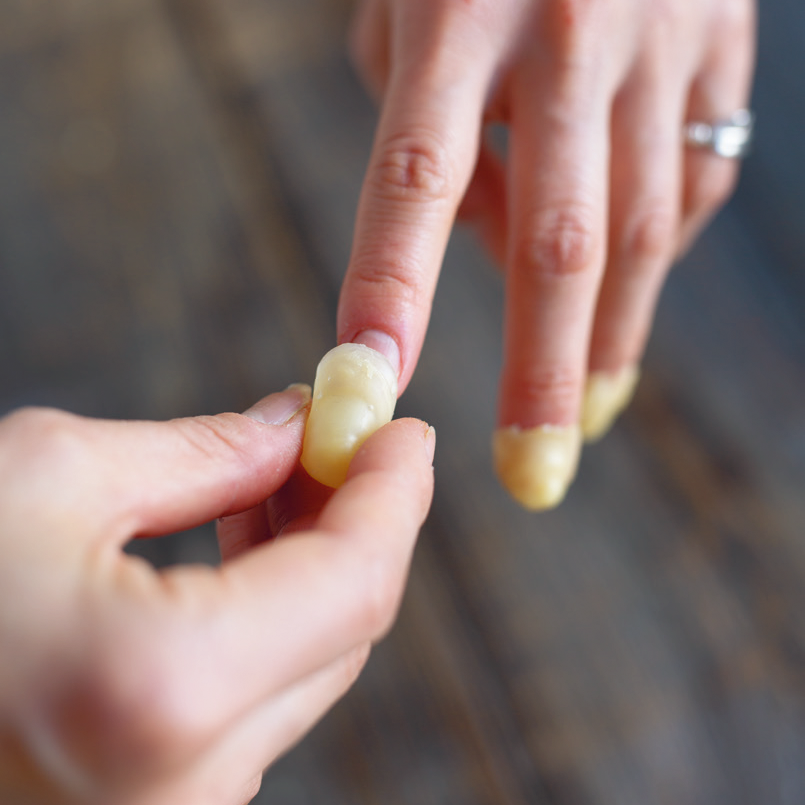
[494,11,620,509]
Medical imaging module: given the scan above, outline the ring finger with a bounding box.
[679,0,756,252]
[583,54,688,441]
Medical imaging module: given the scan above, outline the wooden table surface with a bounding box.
[2,2,804,803]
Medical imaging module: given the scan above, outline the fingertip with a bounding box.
[349,329,401,380]
[242,384,311,426]
[337,294,419,394]
[581,366,640,442]
[351,417,435,474]
[344,417,436,518]
[493,423,581,511]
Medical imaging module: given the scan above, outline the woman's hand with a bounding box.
[341,0,755,508]
[0,386,435,805]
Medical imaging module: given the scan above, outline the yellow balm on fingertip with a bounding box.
[301,343,398,488]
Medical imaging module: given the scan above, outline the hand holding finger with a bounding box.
[0,389,434,804]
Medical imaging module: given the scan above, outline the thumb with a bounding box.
[2,385,311,546]
[115,385,312,540]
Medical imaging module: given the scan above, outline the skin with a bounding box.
[0,386,435,805]
[340,0,756,430]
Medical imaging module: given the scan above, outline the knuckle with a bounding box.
[550,0,601,29]
[513,366,584,413]
[545,0,605,64]
[176,414,247,466]
[717,0,755,41]
[348,254,426,310]
[371,132,454,204]
[517,206,601,278]
[433,0,501,41]
[1,406,88,473]
[650,0,692,37]
[78,636,205,772]
[622,204,677,265]
[355,549,403,638]
[404,0,500,72]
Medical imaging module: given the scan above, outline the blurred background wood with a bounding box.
[1,1,804,803]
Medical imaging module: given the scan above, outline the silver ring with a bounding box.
[683,109,755,159]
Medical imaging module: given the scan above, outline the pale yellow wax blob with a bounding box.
[301,343,398,488]
[493,424,582,511]
[581,365,640,442]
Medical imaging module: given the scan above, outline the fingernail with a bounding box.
[243,383,311,425]
[352,329,401,379]
[581,366,640,442]
[424,424,436,465]
[492,424,581,511]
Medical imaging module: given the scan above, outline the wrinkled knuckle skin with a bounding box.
[371,133,454,205]
[510,366,583,413]
[349,255,424,303]
[517,207,600,278]
[177,414,248,465]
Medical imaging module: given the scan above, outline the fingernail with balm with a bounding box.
[243,384,312,425]
[493,424,582,511]
[352,329,401,380]
[581,366,640,442]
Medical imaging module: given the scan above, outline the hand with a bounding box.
[340,0,755,508]
[0,386,435,805]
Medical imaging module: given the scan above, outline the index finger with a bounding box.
[338,2,499,392]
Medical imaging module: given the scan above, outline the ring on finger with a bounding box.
[683,109,755,159]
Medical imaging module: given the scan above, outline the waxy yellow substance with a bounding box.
[493,424,582,510]
[581,366,640,442]
[301,343,398,488]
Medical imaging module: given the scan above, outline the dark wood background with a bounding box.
[2,1,804,803]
